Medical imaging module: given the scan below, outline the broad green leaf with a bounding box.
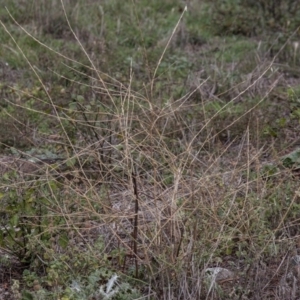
[58,232,69,249]
[10,214,19,227]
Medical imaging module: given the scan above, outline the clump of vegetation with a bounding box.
[201,0,300,36]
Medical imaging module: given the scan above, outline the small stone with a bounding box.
[205,267,235,283]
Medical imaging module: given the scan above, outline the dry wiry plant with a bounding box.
[1,1,300,299]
